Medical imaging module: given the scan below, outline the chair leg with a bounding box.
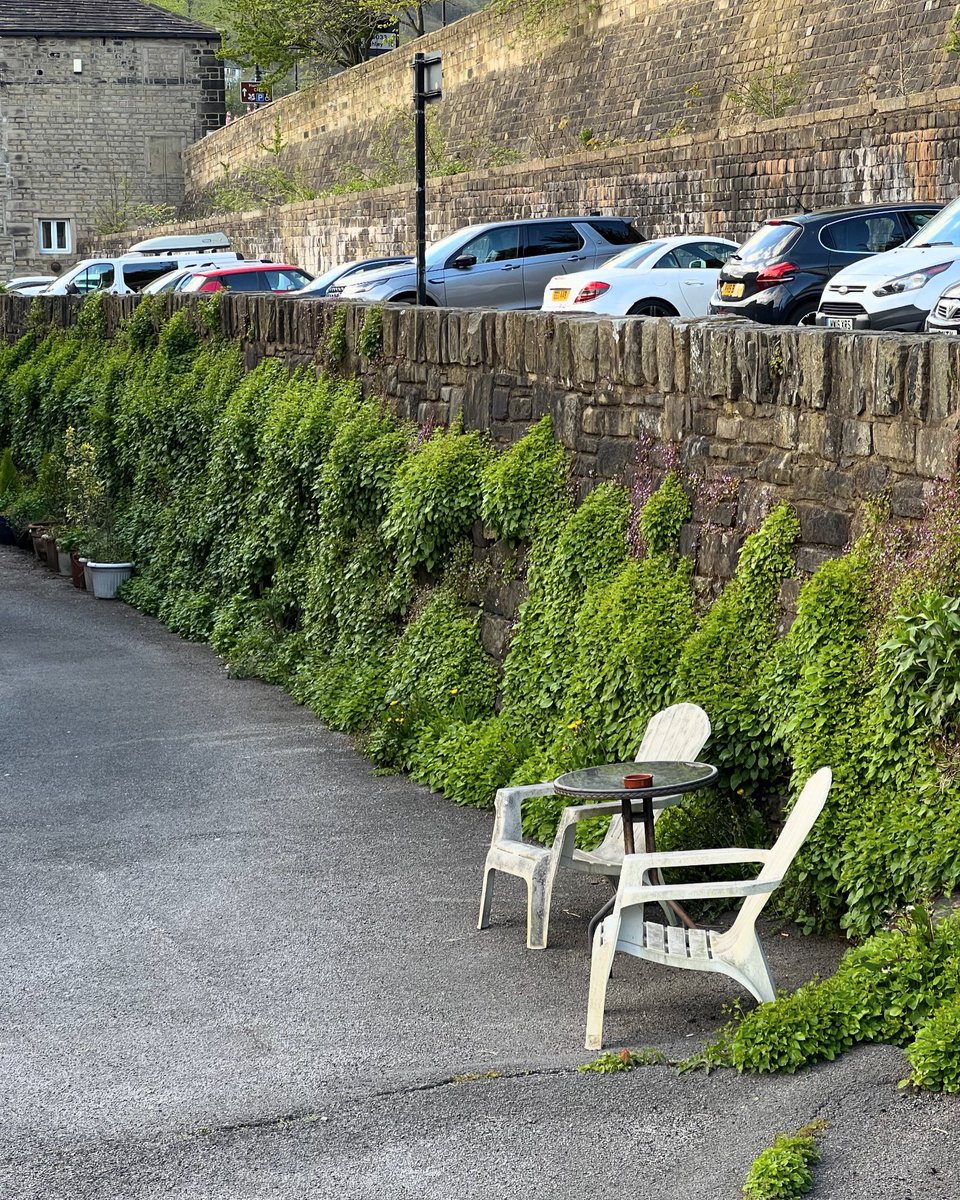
[721,930,776,1004]
[585,916,619,1050]
[478,861,495,931]
[526,858,553,950]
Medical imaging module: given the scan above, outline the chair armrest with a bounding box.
[555,800,625,826]
[492,781,556,842]
[619,876,781,904]
[620,847,771,884]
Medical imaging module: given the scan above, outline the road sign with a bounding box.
[240,81,271,104]
[368,23,400,56]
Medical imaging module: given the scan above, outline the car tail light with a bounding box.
[574,281,610,303]
[755,261,798,288]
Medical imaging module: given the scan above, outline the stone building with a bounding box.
[0,0,225,278]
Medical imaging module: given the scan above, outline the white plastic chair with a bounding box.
[584,766,833,1050]
[477,703,711,950]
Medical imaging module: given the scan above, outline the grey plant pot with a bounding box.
[87,562,134,600]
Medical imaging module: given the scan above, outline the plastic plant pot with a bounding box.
[70,551,86,590]
[57,549,73,576]
[81,558,94,593]
[87,562,134,599]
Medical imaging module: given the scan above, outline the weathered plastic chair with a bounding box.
[584,766,833,1050]
[477,703,711,950]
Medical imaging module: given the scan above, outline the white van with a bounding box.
[42,232,244,297]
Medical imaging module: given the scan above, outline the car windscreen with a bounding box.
[904,195,960,248]
[604,241,668,269]
[731,222,801,267]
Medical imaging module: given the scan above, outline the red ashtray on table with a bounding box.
[623,772,654,789]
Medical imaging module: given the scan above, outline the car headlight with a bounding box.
[872,262,952,297]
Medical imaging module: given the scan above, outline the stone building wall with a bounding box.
[0,34,224,277]
[180,0,960,207]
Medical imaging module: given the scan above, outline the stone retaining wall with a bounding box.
[104,86,960,277]
[181,0,960,204]
[4,295,957,605]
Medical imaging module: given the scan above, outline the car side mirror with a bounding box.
[452,254,476,269]
[64,282,79,295]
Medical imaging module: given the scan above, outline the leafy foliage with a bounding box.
[688,909,960,1093]
[742,1123,825,1200]
[577,1047,665,1074]
[481,413,570,542]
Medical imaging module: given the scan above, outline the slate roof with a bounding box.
[0,0,220,41]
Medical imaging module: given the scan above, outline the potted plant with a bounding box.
[83,518,133,600]
[56,527,86,589]
[0,448,19,545]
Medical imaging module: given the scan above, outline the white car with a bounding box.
[816,194,960,332]
[541,235,739,317]
[5,275,56,294]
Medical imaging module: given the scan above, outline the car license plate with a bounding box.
[720,282,744,299]
[826,317,854,330]
[551,288,570,302]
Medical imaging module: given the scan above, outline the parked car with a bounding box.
[336,216,645,309]
[709,203,939,326]
[816,195,960,332]
[177,264,313,293]
[541,235,738,317]
[924,277,960,334]
[293,257,414,298]
[5,275,56,294]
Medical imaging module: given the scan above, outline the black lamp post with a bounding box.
[412,52,442,306]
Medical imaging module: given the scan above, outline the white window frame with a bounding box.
[38,219,72,255]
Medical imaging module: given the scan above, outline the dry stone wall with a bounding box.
[9,295,954,596]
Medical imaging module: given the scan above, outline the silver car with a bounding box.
[336,216,644,309]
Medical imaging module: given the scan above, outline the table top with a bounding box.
[553,759,718,801]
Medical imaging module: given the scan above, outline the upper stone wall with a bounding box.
[183,0,960,204]
[113,88,960,274]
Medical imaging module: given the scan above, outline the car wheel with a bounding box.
[627,299,678,317]
[787,300,819,326]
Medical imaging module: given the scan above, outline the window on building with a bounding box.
[38,219,72,255]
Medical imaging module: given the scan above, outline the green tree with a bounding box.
[221,0,406,74]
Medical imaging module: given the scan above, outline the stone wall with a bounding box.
[0,35,224,277]
[181,0,960,207]
[7,295,954,598]
[106,85,960,277]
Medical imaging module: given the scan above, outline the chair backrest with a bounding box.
[737,766,833,928]
[597,703,712,855]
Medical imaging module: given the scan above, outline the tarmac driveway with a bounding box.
[1,546,956,1198]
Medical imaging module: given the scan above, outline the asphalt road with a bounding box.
[1,545,957,1199]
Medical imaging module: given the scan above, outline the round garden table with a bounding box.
[553,758,718,939]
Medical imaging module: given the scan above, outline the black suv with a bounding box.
[708,203,940,325]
